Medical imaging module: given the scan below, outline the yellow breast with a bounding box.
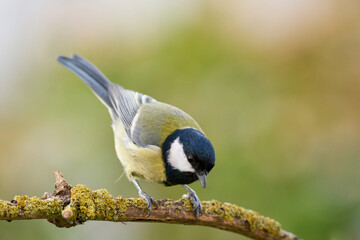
[112,120,166,183]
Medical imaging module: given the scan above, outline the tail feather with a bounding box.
[57,55,113,109]
[57,54,156,138]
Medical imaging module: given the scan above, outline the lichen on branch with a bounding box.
[0,171,299,240]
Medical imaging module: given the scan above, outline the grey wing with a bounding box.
[57,54,155,138]
[107,84,155,137]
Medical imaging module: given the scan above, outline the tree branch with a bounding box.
[0,171,299,240]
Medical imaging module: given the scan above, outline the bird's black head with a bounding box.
[162,128,215,187]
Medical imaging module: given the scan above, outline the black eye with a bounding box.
[187,154,195,163]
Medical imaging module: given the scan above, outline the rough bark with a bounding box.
[0,171,300,240]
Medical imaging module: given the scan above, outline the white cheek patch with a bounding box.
[168,138,195,173]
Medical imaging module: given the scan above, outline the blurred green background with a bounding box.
[0,1,359,239]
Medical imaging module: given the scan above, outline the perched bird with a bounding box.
[57,55,215,218]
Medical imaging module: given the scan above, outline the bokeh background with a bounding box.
[1,1,359,239]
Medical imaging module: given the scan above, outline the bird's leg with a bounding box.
[131,179,157,216]
[182,184,202,219]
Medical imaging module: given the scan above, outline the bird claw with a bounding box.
[132,179,157,217]
[182,186,202,220]
[139,191,157,217]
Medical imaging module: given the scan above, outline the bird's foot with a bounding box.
[182,185,202,220]
[138,190,157,217]
[131,179,157,217]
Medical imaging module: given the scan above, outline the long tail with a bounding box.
[57,54,155,134]
[57,54,114,109]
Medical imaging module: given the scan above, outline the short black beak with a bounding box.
[196,173,207,189]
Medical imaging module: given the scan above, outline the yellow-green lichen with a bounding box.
[0,185,288,239]
[202,200,281,236]
[68,184,130,223]
[126,197,148,210]
[164,200,174,208]
[175,205,182,213]
[182,198,194,212]
[0,195,62,220]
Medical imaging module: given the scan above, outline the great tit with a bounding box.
[57,55,215,218]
